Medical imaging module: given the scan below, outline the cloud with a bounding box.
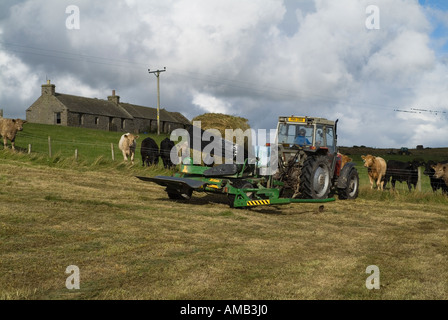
[54,75,105,98]
[0,50,39,117]
[0,0,447,148]
[191,90,231,114]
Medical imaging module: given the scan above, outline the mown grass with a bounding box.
[1,148,448,300]
[1,123,448,300]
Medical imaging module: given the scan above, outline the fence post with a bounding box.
[28,144,31,154]
[111,143,115,161]
[417,167,422,192]
[48,136,52,158]
[75,149,78,161]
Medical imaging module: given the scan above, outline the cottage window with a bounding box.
[95,117,99,125]
[55,112,61,124]
[121,119,125,129]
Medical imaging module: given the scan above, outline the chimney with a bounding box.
[42,80,56,96]
[108,90,120,105]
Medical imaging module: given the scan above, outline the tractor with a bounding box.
[137,116,359,208]
[272,116,359,201]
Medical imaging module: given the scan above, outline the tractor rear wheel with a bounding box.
[299,155,332,199]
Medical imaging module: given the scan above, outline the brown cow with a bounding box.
[118,133,139,164]
[338,152,352,169]
[0,118,27,150]
[361,154,387,190]
[432,163,448,186]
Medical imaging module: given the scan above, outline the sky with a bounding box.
[0,0,447,148]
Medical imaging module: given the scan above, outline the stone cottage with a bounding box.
[26,81,190,133]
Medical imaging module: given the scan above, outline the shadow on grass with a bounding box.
[252,203,326,215]
[154,193,231,207]
[153,192,326,216]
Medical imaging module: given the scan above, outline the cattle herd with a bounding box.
[118,133,175,169]
[361,154,448,194]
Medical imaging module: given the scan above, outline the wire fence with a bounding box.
[17,131,162,163]
[10,131,444,193]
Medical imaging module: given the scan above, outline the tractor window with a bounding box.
[293,125,313,146]
[278,124,312,145]
[278,124,298,144]
[316,125,324,147]
[326,127,335,153]
[277,124,286,143]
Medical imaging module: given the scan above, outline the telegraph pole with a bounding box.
[148,67,166,135]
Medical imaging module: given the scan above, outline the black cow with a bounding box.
[140,137,159,166]
[384,160,422,191]
[160,138,175,169]
[423,160,448,194]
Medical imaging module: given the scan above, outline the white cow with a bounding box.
[119,133,139,164]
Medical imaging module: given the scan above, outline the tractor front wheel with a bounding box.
[338,168,359,200]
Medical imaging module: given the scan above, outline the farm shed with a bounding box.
[26,81,190,134]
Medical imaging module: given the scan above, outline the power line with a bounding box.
[0,41,148,68]
[0,41,394,110]
[394,108,447,116]
[2,40,446,117]
[411,108,446,115]
[394,109,418,114]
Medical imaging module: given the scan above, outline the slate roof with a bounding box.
[120,103,190,125]
[169,112,191,125]
[119,103,155,119]
[54,93,190,124]
[55,93,133,119]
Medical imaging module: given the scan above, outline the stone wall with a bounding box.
[66,113,136,132]
[26,95,68,126]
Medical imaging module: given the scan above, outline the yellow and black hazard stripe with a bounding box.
[246,199,271,206]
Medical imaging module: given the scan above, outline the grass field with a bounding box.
[1,123,448,300]
[13,123,172,165]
